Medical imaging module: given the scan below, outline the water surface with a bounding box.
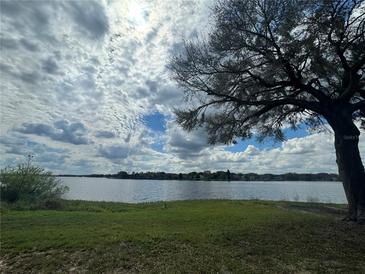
[60,177,347,204]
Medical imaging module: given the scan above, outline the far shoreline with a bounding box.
[57,171,340,182]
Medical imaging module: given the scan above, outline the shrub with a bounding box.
[0,162,68,209]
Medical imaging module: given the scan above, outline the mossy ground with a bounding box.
[1,200,364,273]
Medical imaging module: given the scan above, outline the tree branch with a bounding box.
[351,100,365,112]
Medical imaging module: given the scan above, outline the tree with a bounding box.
[0,156,68,209]
[169,0,365,222]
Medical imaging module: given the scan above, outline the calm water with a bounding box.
[60,177,347,204]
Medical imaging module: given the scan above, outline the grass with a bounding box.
[1,199,365,273]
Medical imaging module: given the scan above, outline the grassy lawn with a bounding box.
[1,200,365,273]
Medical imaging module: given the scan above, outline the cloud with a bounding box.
[16,120,91,145]
[165,121,211,159]
[19,71,40,84]
[98,144,130,160]
[41,57,59,74]
[244,145,260,156]
[19,38,39,52]
[65,0,109,39]
[0,37,18,50]
[95,130,116,138]
[0,134,70,171]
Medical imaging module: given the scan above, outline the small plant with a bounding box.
[0,155,68,209]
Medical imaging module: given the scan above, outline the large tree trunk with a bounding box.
[330,114,365,223]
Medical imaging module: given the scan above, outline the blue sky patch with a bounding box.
[150,142,164,152]
[225,126,309,152]
[142,112,167,132]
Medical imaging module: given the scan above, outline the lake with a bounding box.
[60,177,347,204]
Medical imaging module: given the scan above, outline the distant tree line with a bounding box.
[59,170,339,182]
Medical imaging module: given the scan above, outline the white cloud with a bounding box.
[165,121,211,159]
[0,0,364,175]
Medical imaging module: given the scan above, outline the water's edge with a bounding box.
[60,177,347,204]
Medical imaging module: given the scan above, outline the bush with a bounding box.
[0,162,68,209]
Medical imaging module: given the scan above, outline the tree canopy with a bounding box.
[170,0,365,144]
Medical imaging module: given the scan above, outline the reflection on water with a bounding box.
[60,177,347,204]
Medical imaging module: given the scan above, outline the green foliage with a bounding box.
[1,200,364,273]
[0,163,68,209]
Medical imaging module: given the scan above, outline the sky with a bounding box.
[0,0,364,175]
